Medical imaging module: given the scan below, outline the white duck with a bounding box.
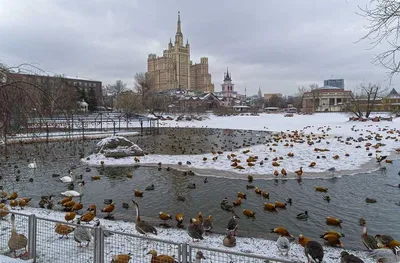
[61,182,84,197]
[28,158,37,169]
[60,171,74,183]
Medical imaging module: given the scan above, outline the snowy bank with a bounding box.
[1,207,374,263]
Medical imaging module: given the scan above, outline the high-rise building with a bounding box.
[146,12,214,93]
[324,78,344,89]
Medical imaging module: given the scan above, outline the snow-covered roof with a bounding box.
[233,105,250,108]
[386,88,400,98]
[79,100,88,107]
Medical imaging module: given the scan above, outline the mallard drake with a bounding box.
[264,202,276,212]
[134,189,143,197]
[276,235,290,256]
[159,212,172,225]
[111,253,132,263]
[8,214,28,258]
[202,215,213,234]
[73,218,92,247]
[271,227,293,238]
[145,184,155,191]
[233,198,242,206]
[243,209,255,218]
[315,186,328,192]
[223,232,236,247]
[187,183,196,189]
[361,224,379,250]
[175,213,184,228]
[65,212,76,222]
[298,234,311,247]
[226,213,239,236]
[54,223,74,239]
[188,218,204,242]
[131,200,157,235]
[296,211,308,220]
[326,216,342,228]
[323,195,331,202]
[147,249,176,263]
[101,202,115,216]
[340,251,364,263]
[304,241,324,263]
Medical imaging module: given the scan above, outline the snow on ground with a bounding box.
[83,113,400,177]
[0,207,374,263]
[0,255,33,263]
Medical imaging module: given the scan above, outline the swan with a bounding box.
[61,183,84,197]
[28,158,37,169]
[60,171,74,183]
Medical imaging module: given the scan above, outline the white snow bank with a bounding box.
[3,207,374,263]
[0,255,33,263]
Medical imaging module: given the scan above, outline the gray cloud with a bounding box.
[0,0,397,95]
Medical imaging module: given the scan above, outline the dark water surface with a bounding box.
[0,128,399,250]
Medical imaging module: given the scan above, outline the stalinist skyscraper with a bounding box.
[146,12,214,93]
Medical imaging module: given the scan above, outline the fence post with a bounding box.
[94,226,104,263]
[28,214,36,261]
[181,243,188,263]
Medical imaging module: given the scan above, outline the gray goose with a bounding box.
[226,213,239,236]
[375,234,395,248]
[131,200,157,235]
[8,214,28,258]
[91,219,113,238]
[276,235,290,256]
[340,251,364,263]
[304,241,324,263]
[73,218,92,247]
[223,232,236,247]
[368,248,400,263]
[188,218,203,242]
[361,225,378,250]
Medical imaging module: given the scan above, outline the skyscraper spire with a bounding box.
[175,11,183,46]
[177,11,182,34]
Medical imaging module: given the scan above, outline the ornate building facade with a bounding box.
[146,12,214,93]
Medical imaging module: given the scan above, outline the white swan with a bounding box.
[61,183,84,197]
[60,171,74,183]
[28,158,37,169]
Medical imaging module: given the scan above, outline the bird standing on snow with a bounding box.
[304,240,324,263]
[340,251,364,263]
[73,218,92,247]
[276,235,290,256]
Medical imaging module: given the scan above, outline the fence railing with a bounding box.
[1,212,294,263]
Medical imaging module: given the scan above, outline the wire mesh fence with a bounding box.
[0,211,30,259]
[103,230,181,263]
[187,244,294,263]
[35,217,95,263]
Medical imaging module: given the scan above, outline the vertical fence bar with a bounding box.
[28,214,36,261]
[182,243,188,263]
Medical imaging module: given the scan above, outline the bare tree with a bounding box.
[309,83,321,112]
[106,80,127,97]
[115,90,144,114]
[345,83,384,118]
[134,72,155,111]
[358,1,400,78]
[295,86,308,109]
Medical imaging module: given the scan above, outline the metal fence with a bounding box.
[1,212,293,263]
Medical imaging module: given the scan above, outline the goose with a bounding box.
[304,240,324,263]
[194,251,206,263]
[202,215,213,235]
[375,234,395,248]
[276,235,290,256]
[340,251,364,263]
[223,232,236,247]
[296,211,309,220]
[368,248,400,263]
[361,224,379,250]
[188,218,204,242]
[91,219,113,238]
[73,218,92,247]
[61,182,84,197]
[131,200,157,235]
[8,214,28,258]
[60,171,74,183]
[226,213,239,236]
[28,158,37,169]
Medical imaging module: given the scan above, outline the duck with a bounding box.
[315,186,328,192]
[194,251,206,263]
[275,201,287,209]
[296,211,309,220]
[60,171,74,183]
[276,235,290,256]
[223,232,236,247]
[243,209,255,218]
[80,211,96,223]
[58,197,72,205]
[122,202,129,209]
[323,195,331,202]
[72,202,83,212]
[64,212,76,222]
[202,215,213,235]
[321,233,343,248]
[147,249,176,263]
[271,227,293,238]
[175,213,184,228]
[54,223,74,239]
[361,223,379,250]
[131,200,157,235]
[359,217,366,226]
[281,168,287,176]
[28,158,37,169]
[264,202,277,212]
[91,219,114,238]
[145,184,155,191]
[321,230,345,238]
[159,212,172,225]
[111,253,132,263]
[18,199,28,210]
[226,213,240,236]
[309,161,316,167]
[73,218,92,247]
[247,175,254,182]
[233,198,242,206]
[63,200,76,209]
[0,204,9,219]
[326,216,342,228]
[8,214,28,257]
[262,191,270,199]
[134,189,143,197]
[255,187,262,195]
[7,192,18,200]
[220,198,234,212]
[237,192,247,199]
[188,218,204,242]
[187,183,196,189]
[295,167,303,176]
[340,251,364,263]
[101,202,115,216]
[298,234,311,247]
[61,182,84,197]
[368,248,400,263]
[304,241,324,263]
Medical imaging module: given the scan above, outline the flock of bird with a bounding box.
[1,123,400,262]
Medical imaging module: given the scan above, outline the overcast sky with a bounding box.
[0,0,397,95]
